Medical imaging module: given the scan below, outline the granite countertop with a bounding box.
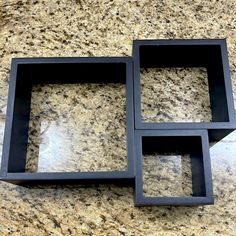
[1,0,236,235]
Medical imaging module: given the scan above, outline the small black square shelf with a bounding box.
[133,39,236,141]
[135,129,213,206]
[0,57,135,185]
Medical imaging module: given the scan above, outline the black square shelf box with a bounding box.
[133,39,236,141]
[0,57,134,184]
[135,130,213,206]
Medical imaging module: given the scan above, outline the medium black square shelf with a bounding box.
[133,39,236,141]
[0,57,135,185]
[134,129,213,206]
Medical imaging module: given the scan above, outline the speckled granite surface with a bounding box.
[143,154,193,197]
[141,67,212,122]
[1,0,236,235]
[26,83,127,172]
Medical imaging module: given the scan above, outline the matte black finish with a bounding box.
[133,39,236,141]
[135,130,213,206]
[0,57,135,184]
[1,39,235,206]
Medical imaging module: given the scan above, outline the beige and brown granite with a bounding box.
[143,154,193,197]
[141,67,212,123]
[0,0,236,235]
[26,83,127,172]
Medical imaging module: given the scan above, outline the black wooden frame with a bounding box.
[134,129,213,206]
[133,39,236,141]
[0,57,135,184]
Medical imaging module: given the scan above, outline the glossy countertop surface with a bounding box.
[0,0,236,235]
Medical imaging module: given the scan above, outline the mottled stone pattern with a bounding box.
[0,0,236,235]
[143,154,193,197]
[141,67,212,122]
[26,83,127,172]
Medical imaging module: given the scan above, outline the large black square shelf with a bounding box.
[0,57,135,184]
[133,39,236,141]
[134,129,213,206]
